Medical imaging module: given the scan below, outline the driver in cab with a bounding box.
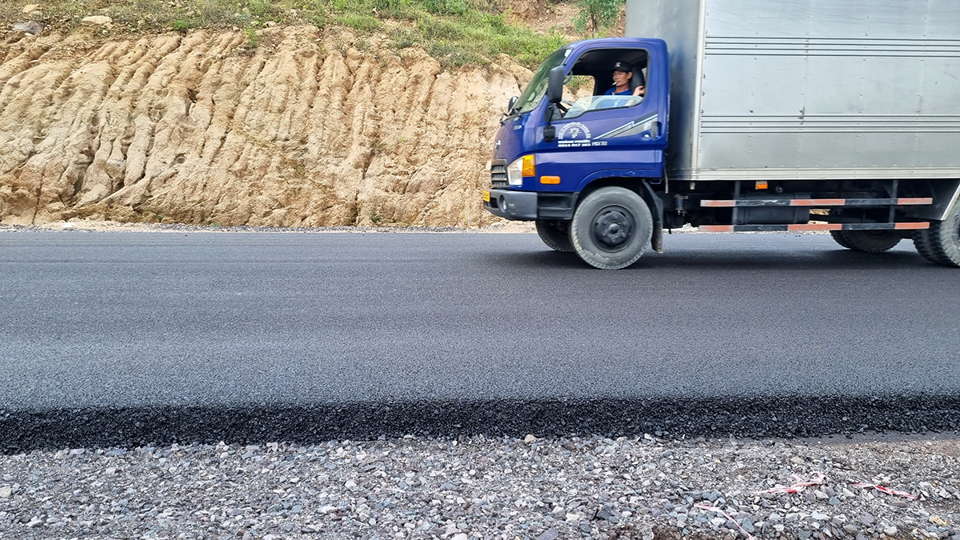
[605,61,645,98]
[560,60,644,117]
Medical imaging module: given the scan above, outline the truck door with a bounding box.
[534,45,667,193]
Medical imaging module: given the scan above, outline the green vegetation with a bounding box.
[244,26,260,47]
[574,0,624,38]
[336,12,382,32]
[171,18,199,33]
[391,6,567,67]
[4,0,574,69]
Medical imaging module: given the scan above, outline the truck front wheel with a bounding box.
[535,220,574,252]
[571,187,653,270]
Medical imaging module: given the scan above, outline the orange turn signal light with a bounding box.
[756,181,769,190]
[540,176,561,185]
[521,155,536,177]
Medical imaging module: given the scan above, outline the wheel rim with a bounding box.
[592,205,634,251]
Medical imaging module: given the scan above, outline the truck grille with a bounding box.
[490,159,508,187]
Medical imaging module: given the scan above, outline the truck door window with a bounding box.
[560,76,595,115]
[560,50,648,119]
[562,94,643,119]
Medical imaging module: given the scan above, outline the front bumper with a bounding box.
[482,189,538,220]
[482,189,578,221]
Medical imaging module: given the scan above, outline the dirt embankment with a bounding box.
[0,27,533,227]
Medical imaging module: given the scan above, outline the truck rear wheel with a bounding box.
[571,187,653,270]
[912,230,950,265]
[924,204,960,267]
[535,220,574,252]
[829,231,852,249]
[837,230,902,253]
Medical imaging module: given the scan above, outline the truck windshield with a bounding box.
[511,47,569,116]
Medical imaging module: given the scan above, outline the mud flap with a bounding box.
[652,224,663,253]
[640,180,665,253]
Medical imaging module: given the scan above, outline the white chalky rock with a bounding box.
[81,15,112,25]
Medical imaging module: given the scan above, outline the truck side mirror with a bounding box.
[508,96,517,112]
[546,66,564,104]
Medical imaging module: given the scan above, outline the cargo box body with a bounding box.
[626,0,960,182]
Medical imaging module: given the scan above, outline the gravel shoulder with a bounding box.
[0,220,539,234]
[2,434,958,540]
[0,220,808,235]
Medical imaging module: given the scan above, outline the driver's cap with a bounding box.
[612,61,633,73]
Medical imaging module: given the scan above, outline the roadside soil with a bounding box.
[0,24,537,228]
[0,0,634,230]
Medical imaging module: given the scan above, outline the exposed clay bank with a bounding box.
[0,26,533,227]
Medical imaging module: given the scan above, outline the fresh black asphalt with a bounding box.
[1,230,958,451]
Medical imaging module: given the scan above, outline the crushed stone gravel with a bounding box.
[0,221,530,234]
[1,434,958,539]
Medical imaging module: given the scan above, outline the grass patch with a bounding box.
[2,0,572,69]
[336,13,382,32]
[325,0,569,67]
[244,27,260,48]
[171,18,200,33]
[388,8,567,68]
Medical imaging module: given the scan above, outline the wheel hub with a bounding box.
[592,206,634,250]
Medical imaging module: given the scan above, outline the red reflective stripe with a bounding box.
[788,223,843,231]
[699,225,734,232]
[897,198,933,205]
[701,200,737,207]
[895,222,929,230]
[791,199,845,206]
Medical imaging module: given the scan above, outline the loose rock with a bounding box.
[80,15,112,25]
[10,21,42,34]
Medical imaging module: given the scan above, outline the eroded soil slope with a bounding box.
[0,27,532,227]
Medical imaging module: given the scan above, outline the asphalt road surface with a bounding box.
[1,230,958,451]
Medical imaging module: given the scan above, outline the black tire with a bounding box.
[827,210,853,249]
[913,230,950,265]
[925,203,960,267]
[535,220,574,252]
[838,230,902,253]
[570,187,653,270]
[829,230,853,250]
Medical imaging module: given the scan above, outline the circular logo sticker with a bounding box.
[557,123,592,147]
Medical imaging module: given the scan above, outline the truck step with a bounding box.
[700,198,932,208]
[700,222,929,233]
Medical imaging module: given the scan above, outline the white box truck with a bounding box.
[483,0,960,269]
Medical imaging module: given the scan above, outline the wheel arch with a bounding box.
[575,176,665,252]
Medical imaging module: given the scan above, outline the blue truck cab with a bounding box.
[483,38,670,269]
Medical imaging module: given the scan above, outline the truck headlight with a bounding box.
[506,155,535,187]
